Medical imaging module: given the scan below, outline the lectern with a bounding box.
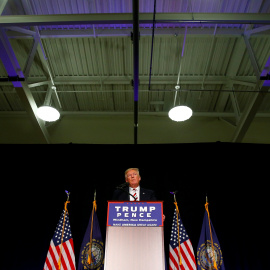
[104,201,165,270]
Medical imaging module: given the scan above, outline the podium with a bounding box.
[104,201,165,270]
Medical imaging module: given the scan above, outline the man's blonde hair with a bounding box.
[125,168,140,179]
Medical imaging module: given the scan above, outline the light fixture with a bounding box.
[36,85,61,122]
[168,84,193,122]
[37,105,60,122]
[168,105,192,121]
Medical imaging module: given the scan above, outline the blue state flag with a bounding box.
[78,200,104,270]
[197,202,225,270]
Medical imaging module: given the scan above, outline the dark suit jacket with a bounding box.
[112,186,157,201]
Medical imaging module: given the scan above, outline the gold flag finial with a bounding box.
[65,190,70,200]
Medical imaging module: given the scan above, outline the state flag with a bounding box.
[197,201,225,270]
[78,199,104,270]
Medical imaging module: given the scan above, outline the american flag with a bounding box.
[169,208,196,270]
[43,209,76,270]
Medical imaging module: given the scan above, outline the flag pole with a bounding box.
[87,190,97,264]
[58,191,70,270]
[205,196,218,270]
[170,191,182,266]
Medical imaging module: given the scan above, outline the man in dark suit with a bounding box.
[112,167,166,268]
[112,167,157,201]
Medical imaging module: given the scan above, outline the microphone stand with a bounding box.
[116,183,137,201]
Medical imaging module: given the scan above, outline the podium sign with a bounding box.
[104,201,165,270]
[107,201,163,227]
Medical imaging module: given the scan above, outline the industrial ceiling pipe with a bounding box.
[133,0,139,144]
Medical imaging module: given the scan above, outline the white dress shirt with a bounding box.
[129,186,140,201]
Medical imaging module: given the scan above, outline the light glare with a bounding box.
[168,106,192,122]
[36,106,60,122]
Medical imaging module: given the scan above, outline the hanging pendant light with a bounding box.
[168,27,193,122]
[168,105,192,122]
[37,105,60,122]
[168,85,193,122]
[36,86,60,122]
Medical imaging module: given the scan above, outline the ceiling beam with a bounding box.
[41,27,247,38]
[0,13,270,27]
[5,26,36,36]
[23,33,39,79]
[5,28,252,39]
[0,0,8,15]
[201,25,217,88]
[232,56,270,142]
[23,0,62,110]
[0,28,24,84]
[246,25,270,35]
[230,91,241,124]
[231,85,269,142]
[0,75,257,90]
[243,35,261,79]
[1,88,265,95]
[215,37,247,113]
[0,28,50,144]
[15,82,51,144]
[4,75,253,87]
[2,111,270,118]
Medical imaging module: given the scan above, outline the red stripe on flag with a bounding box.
[63,241,75,270]
[49,244,59,270]
[69,239,75,251]
[56,244,68,270]
[69,239,75,264]
[180,263,185,270]
[183,241,196,266]
[169,247,180,270]
[180,243,194,270]
[44,255,52,270]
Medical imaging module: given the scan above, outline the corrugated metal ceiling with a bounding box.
[0,0,270,143]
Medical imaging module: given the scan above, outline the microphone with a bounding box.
[116,182,137,201]
[116,182,129,189]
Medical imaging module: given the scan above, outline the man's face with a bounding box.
[125,169,141,188]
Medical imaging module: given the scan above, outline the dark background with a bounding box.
[3,143,268,270]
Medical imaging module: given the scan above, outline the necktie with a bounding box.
[133,188,138,201]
